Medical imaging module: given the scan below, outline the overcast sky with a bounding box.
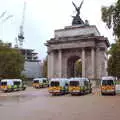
[0,0,116,60]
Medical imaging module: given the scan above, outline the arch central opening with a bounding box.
[67,56,82,78]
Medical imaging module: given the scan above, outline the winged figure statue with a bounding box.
[72,0,84,16]
[72,0,84,25]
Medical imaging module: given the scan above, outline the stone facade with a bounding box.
[46,25,109,79]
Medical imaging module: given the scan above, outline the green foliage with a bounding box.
[101,1,120,78]
[101,0,120,38]
[42,57,48,78]
[74,59,82,77]
[101,5,114,29]
[0,41,25,79]
[19,74,27,81]
[107,41,120,78]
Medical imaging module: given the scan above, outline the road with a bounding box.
[0,87,120,120]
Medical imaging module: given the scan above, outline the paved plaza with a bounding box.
[0,87,120,120]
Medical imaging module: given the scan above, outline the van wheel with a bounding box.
[22,87,26,91]
[83,90,86,95]
[101,92,104,96]
[89,88,92,94]
[4,90,7,93]
[113,92,116,96]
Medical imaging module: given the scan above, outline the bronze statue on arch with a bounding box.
[72,0,84,25]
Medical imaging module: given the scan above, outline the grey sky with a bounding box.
[0,0,115,60]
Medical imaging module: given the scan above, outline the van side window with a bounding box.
[43,80,46,83]
[65,83,68,86]
[84,81,88,86]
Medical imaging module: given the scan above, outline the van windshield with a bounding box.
[102,80,114,86]
[50,81,59,87]
[70,81,79,86]
[1,82,7,86]
[33,80,39,83]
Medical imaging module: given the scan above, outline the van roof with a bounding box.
[33,78,47,80]
[50,78,68,81]
[69,77,89,81]
[1,79,13,82]
[101,76,115,80]
[1,79,22,82]
[12,79,22,82]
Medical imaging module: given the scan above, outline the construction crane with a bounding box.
[17,1,26,48]
[0,11,13,23]
[0,11,7,20]
[0,11,13,40]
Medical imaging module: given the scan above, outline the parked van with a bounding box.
[32,78,49,88]
[48,78,69,95]
[0,79,14,92]
[0,79,26,92]
[69,77,92,95]
[101,76,116,95]
[13,79,26,91]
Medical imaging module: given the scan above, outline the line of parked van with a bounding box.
[48,76,117,96]
[0,76,117,96]
[48,77,92,95]
[0,77,49,92]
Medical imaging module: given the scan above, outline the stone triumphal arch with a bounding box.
[46,1,109,79]
[46,25,110,79]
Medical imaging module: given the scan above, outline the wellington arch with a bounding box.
[45,24,110,79]
[45,2,109,79]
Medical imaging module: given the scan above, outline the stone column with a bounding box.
[48,51,54,79]
[96,48,101,79]
[25,49,27,60]
[51,51,54,78]
[91,48,95,79]
[82,48,85,77]
[58,49,62,78]
[48,52,51,79]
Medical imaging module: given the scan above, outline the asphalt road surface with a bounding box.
[0,87,120,120]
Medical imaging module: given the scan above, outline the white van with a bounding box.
[48,78,69,95]
[32,78,48,88]
[101,76,116,95]
[69,77,92,95]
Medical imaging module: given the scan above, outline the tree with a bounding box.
[42,57,48,78]
[0,41,25,78]
[101,0,120,78]
[107,41,120,78]
[74,59,82,77]
[101,0,120,38]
